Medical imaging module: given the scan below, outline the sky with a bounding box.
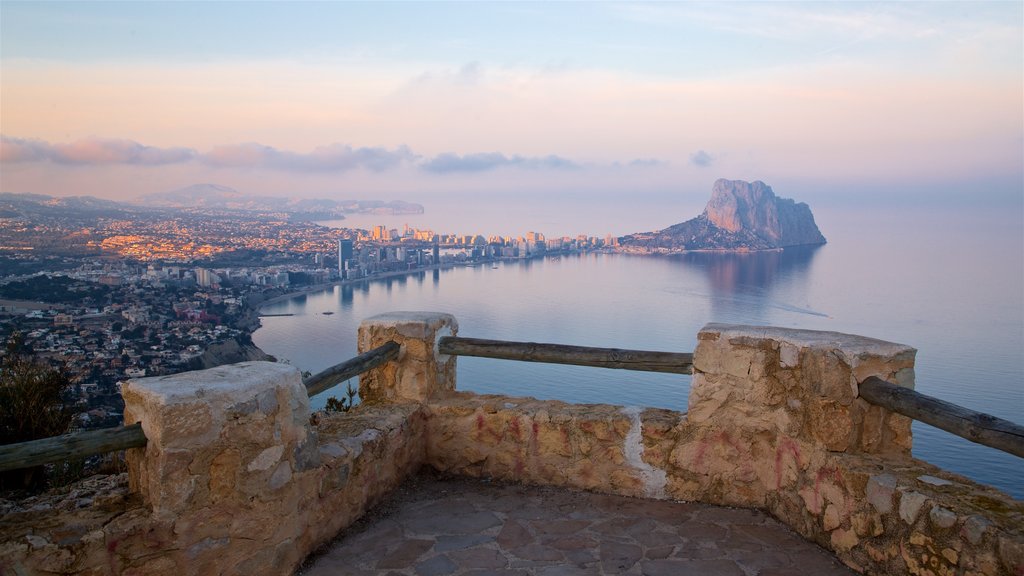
[1,1,1022,231]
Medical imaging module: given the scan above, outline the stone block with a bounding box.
[866,473,897,514]
[122,361,310,517]
[899,490,929,525]
[693,325,916,459]
[358,311,458,403]
[962,515,992,545]
[929,506,957,529]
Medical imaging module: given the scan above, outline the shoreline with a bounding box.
[253,262,464,311]
[251,244,823,312]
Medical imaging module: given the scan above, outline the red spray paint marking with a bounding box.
[693,431,743,472]
[509,417,521,442]
[774,438,804,489]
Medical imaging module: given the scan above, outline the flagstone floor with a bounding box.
[299,472,855,576]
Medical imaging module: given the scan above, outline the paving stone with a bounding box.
[415,554,458,576]
[434,534,495,552]
[534,565,601,575]
[563,548,599,566]
[298,473,856,576]
[719,528,768,552]
[531,519,592,535]
[376,538,433,569]
[672,542,726,560]
[645,545,674,560]
[642,558,745,576]
[631,529,680,549]
[509,542,564,562]
[497,519,534,550]
[449,547,508,570]
[733,549,793,570]
[600,541,643,572]
[406,510,503,534]
[544,535,598,551]
[693,506,766,525]
[592,516,645,535]
[676,521,727,541]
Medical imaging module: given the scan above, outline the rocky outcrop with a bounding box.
[187,338,274,371]
[620,179,825,252]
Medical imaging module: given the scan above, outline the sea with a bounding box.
[254,201,1024,499]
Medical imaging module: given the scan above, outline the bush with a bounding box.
[0,333,75,490]
[324,382,358,413]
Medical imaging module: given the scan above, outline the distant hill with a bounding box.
[619,179,825,252]
[0,192,137,220]
[138,184,424,216]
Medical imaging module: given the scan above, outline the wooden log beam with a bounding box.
[304,341,401,397]
[859,376,1024,459]
[0,423,147,472]
[438,336,693,375]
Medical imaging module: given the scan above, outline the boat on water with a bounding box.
[322,311,335,315]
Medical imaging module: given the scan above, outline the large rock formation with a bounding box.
[620,179,826,252]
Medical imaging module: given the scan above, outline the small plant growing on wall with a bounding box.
[324,381,358,413]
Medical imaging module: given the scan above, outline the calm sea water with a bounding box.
[254,205,1024,498]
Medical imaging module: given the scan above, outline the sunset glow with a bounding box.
[2,2,1021,206]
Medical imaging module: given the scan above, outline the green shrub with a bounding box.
[324,381,358,413]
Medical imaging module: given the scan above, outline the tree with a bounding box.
[0,332,75,490]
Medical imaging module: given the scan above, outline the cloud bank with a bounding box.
[421,152,579,173]
[202,142,416,172]
[1,135,657,176]
[1,136,195,165]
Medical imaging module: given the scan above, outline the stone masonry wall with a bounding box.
[0,362,427,576]
[423,322,1023,575]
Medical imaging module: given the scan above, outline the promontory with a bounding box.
[618,178,826,252]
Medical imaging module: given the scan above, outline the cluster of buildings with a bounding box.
[324,226,619,280]
[0,266,260,428]
[0,207,625,429]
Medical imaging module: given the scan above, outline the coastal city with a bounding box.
[0,193,618,429]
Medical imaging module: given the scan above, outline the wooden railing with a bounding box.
[2,338,1021,475]
[0,423,147,473]
[439,335,1023,460]
[0,342,401,473]
[438,336,694,374]
[859,376,1024,458]
[304,341,400,397]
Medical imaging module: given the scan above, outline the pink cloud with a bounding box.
[0,135,194,165]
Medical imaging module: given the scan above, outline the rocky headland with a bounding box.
[619,179,826,252]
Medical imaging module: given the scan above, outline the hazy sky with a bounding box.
[1,1,1021,211]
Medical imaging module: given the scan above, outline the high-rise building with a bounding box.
[338,239,354,276]
[196,268,221,288]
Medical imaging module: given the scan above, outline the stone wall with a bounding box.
[0,362,427,576]
[421,321,1022,575]
[1,313,1021,575]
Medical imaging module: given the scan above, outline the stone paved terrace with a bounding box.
[300,472,855,576]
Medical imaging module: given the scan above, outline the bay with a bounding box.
[254,204,1024,499]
